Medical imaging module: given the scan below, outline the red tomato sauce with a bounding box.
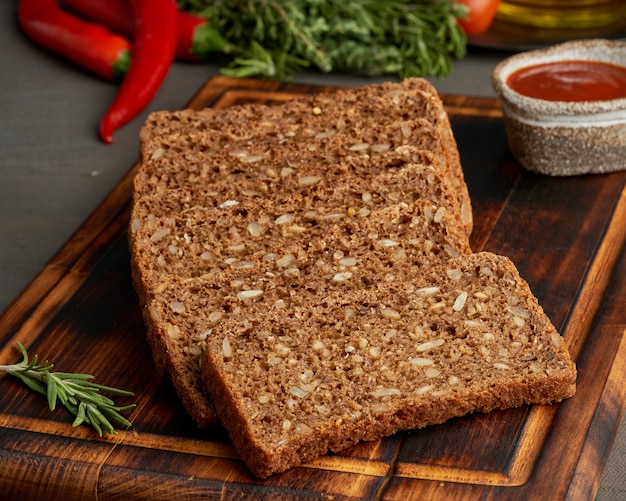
[506,60,626,102]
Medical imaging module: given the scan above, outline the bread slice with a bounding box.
[136,79,472,233]
[139,79,458,177]
[139,79,447,159]
[138,200,472,428]
[133,120,473,232]
[136,117,449,192]
[130,160,465,244]
[140,78,441,142]
[131,180,471,297]
[136,113,446,193]
[197,251,576,477]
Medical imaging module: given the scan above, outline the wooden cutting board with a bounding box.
[1,76,626,501]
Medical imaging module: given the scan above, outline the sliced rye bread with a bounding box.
[139,79,457,176]
[134,117,464,209]
[129,79,576,476]
[138,200,472,428]
[133,120,472,229]
[135,120,446,196]
[197,251,577,477]
[139,79,448,160]
[131,184,471,301]
[140,79,441,138]
[136,80,472,233]
[129,161,465,246]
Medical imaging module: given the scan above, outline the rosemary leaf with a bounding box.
[87,406,104,437]
[73,402,87,428]
[52,372,95,380]
[81,381,136,397]
[11,370,47,396]
[0,342,135,436]
[46,374,59,411]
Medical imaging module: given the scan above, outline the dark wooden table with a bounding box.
[1,76,625,500]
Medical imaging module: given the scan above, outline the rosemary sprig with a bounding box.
[0,342,135,436]
[179,0,468,81]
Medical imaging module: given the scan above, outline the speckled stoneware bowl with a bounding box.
[491,39,626,176]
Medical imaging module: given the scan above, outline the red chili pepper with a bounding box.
[62,0,229,62]
[17,0,131,82]
[98,0,177,144]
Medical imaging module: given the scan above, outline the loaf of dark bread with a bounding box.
[129,78,576,471]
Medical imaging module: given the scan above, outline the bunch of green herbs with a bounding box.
[179,0,468,80]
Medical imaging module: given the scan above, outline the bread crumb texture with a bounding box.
[130,78,576,477]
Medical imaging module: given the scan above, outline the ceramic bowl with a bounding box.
[491,39,626,176]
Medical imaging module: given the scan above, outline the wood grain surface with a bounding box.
[1,76,625,501]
